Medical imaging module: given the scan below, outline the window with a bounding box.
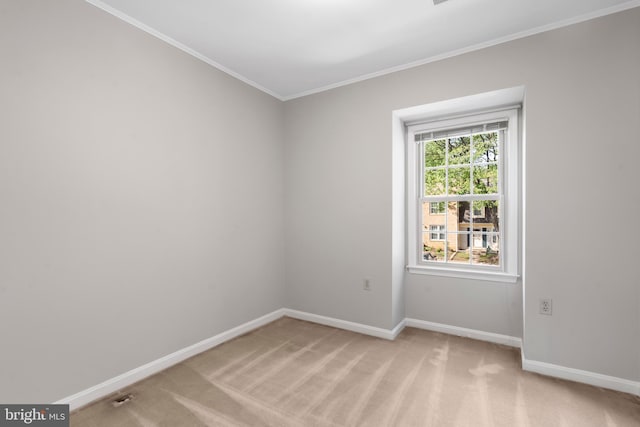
[429,201,445,215]
[406,107,519,282]
[472,206,485,218]
[429,225,445,240]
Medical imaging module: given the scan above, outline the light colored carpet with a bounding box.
[71,317,640,426]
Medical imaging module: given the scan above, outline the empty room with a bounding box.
[1,0,639,426]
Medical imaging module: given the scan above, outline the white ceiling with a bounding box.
[88,0,639,100]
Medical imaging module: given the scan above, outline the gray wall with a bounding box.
[285,8,640,382]
[521,11,639,379]
[2,0,639,405]
[284,89,395,329]
[0,0,285,403]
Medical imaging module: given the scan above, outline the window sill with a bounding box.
[406,265,519,283]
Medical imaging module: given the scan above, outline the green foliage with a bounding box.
[449,167,470,195]
[473,133,499,163]
[424,140,446,167]
[424,133,499,197]
[473,165,498,194]
[478,251,499,265]
[423,132,501,230]
[448,137,470,165]
[425,169,445,195]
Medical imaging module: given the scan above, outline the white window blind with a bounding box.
[414,120,508,143]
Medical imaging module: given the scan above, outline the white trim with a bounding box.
[282,1,640,100]
[522,357,640,397]
[406,105,520,280]
[86,0,640,101]
[407,265,519,283]
[53,308,639,411]
[282,309,401,341]
[84,0,283,101]
[394,87,525,124]
[54,309,286,410]
[390,319,407,339]
[405,318,522,348]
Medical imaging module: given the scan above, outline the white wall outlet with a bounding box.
[539,298,552,315]
[363,279,371,291]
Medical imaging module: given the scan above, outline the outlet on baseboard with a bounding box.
[539,298,552,315]
[363,279,371,291]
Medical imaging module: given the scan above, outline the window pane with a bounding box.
[427,225,446,241]
[423,202,447,262]
[408,109,516,274]
[423,233,446,262]
[473,132,499,163]
[448,137,471,165]
[429,201,445,215]
[423,202,445,235]
[425,169,445,196]
[449,201,469,228]
[445,207,471,263]
[472,200,499,232]
[448,234,470,264]
[448,167,470,195]
[425,140,446,167]
[473,164,498,194]
[472,234,500,266]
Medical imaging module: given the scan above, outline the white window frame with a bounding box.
[406,108,519,282]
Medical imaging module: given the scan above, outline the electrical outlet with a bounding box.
[363,279,371,291]
[539,298,552,315]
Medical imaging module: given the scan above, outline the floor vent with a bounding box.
[111,393,134,407]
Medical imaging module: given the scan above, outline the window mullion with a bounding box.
[419,141,425,264]
[422,194,498,202]
[469,204,474,265]
[499,129,505,270]
[468,132,474,265]
[499,194,505,269]
[444,139,449,263]
[470,133,474,197]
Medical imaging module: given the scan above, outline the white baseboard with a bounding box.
[55,308,638,411]
[283,309,402,340]
[55,309,286,411]
[522,357,640,397]
[390,319,407,339]
[405,318,522,348]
